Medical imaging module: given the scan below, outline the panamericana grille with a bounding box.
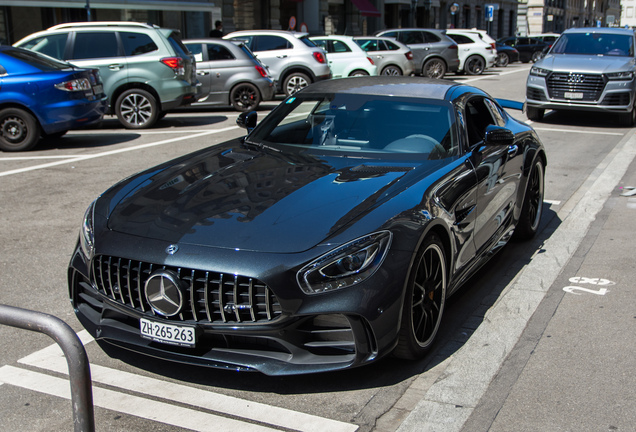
[546,72,605,102]
[91,255,282,324]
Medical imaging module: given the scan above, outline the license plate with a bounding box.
[140,318,196,348]
[564,92,584,99]
[93,84,104,95]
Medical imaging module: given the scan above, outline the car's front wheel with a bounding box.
[531,51,543,62]
[0,108,40,152]
[496,52,510,67]
[395,233,447,359]
[115,89,159,129]
[514,158,545,240]
[230,83,261,112]
[283,72,310,97]
[526,106,545,121]
[617,108,636,127]
[422,58,446,79]
[465,55,486,75]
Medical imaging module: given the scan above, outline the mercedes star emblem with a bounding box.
[144,270,184,317]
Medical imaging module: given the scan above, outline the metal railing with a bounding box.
[0,304,95,432]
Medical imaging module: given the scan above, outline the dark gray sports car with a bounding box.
[68,77,546,376]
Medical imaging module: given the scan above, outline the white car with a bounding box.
[446,30,497,75]
[310,35,378,77]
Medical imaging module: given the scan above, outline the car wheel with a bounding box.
[381,65,403,76]
[496,53,510,67]
[531,51,543,63]
[526,106,545,121]
[283,72,310,97]
[230,83,261,112]
[465,55,486,75]
[513,158,545,240]
[617,108,636,127]
[0,108,40,152]
[349,70,370,77]
[422,58,446,79]
[115,88,159,129]
[395,233,447,359]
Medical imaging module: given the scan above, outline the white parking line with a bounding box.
[7,330,358,432]
[533,127,624,136]
[461,65,532,83]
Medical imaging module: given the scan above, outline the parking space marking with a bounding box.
[10,331,358,432]
[533,127,623,136]
[0,365,274,432]
[0,127,238,178]
[461,66,532,83]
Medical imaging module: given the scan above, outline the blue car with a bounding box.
[0,45,106,151]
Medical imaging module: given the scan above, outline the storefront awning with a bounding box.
[351,0,381,17]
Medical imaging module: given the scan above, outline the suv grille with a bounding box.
[92,255,282,324]
[546,72,605,102]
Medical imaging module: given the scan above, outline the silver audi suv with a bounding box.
[526,27,636,126]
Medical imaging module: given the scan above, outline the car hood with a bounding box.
[538,54,636,73]
[106,143,433,253]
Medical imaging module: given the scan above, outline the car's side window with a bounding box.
[207,44,235,60]
[19,34,68,60]
[450,34,473,45]
[401,31,424,45]
[382,31,397,39]
[72,32,119,59]
[121,32,158,56]
[185,43,204,62]
[358,39,379,51]
[423,32,441,43]
[332,40,351,53]
[255,35,290,51]
[465,97,497,146]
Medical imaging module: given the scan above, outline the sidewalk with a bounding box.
[393,130,636,432]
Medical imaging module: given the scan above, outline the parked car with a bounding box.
[68,76,546,376]
[494,43,520,67]
[224,30,331,96]
[497,36,549,63]
[529,33,560,45]
[14,21,198,129]
[353,36,415,76]
[375,28,459,78]
[526,27,636,125]
[0,45,106,152]
[309,35,377,77]
[183,39,275,112]
[446,30,497,75]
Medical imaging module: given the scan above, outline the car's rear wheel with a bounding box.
[422,58,446,79]
[395,233,447,359]
[115,88,159,129]
[496,52,510,67]
[283,72,310,97]
[526,106,545,121]
[349,70,370,77]
[465,55,486,75]
[230,83,261,112]
[514,158,545,240]
[0,108,40,152]
[381,65,403,76]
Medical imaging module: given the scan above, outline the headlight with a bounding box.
[529,67,550,77]
[79,200,96,259]
[607,71,634,80]
[297,231,392,294]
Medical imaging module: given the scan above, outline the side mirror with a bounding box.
[237,111,257,133]
[484,125,514,146]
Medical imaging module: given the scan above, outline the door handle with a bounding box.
[276,55,288,58]
[197,71,210,75]
[507,145,519,158]
[108,64,124,70]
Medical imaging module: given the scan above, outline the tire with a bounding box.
[0,108,40,152]
[465,55,486,75]
[395,233,447,359]
[496,53,510,67]
[115,88,159,129]
[526,106,545,121]
[531,51,543,63]
[617,108,636,127]
[422,58,446,79]
[381,65,403,76]
[283,72,310,97]
[513,158,545,240]
[230,83,261,112]
[349,70,370,77]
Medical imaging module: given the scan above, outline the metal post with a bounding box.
[0,304,95,432]
[85,0,91,21]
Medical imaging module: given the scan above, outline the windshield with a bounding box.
[4,47,73,71]
[248,93,457,159]
[551,32,634,56]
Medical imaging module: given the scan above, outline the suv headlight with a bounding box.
[79,201,96,259]
[529,66,550,77]
[297,231,392,294]
[607,71,634,80]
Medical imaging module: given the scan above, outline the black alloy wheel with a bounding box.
[395,233,447,359]
[0,107,41,152]
[231,83,261,112]
[465,55,485,75]
[513,158,545,240]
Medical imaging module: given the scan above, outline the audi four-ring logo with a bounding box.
[567,73,585,83]
[144,270,184,317]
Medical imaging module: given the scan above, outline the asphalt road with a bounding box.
[0,63,633,432]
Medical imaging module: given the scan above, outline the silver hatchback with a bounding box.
[526,27,636,126]
[353,36,415,76]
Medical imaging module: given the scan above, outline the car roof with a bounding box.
[562,27,634,35]
[379,28,445,33]
[225,30,309,38]
[48,21,159,30]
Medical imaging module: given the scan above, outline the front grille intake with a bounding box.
[91,255,282,324]
[546,72,605,102]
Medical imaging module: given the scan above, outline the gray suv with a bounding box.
[15,21,198,129]
[224,30,331,96]
[526,27,636,126]
[375,28,459,78]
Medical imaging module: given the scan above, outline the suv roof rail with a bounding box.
[48,21,158,30]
